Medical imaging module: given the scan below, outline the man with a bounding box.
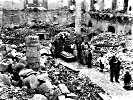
[97,54,105,72]
[123,71,132,90]
[109,56,121,83]
[87,49,92,68]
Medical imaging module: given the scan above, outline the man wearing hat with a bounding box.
[11,63,26,87]
[109,55,121,83]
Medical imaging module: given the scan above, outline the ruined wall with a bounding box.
[2,9,69,27]
[91,18,131,34]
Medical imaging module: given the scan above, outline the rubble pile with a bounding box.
[46,58,105,99]
[91,32,126,47]
[0,53,106,100]
[0,86,35,100]
[90,32,133,80]
[1,28,35,45]
[90,32,126,66]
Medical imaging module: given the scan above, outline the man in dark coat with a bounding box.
[109,56,121,83]
[123,71,132,90]
[53,38,64,58]
[87,50,92,68]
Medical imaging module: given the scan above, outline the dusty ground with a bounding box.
[56,58,133,100]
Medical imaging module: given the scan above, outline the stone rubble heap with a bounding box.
[0,53,106,100]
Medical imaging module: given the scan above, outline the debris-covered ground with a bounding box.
[0,52,107,100]
[57,58,133,100]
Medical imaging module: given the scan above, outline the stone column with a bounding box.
[75,0,83,34]
[25,36,40,71]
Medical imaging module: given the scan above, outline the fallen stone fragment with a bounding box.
[0,93,8,99]
[0,82,5,87]
[23,74,40,89]
[45,79,54,89]
[37,72,49,82]
[12,97,17,100]
[36,82,53,94]
[31,94,48,100]
[0,61,9,72]
[58,95,66,100]
[0,73,11,86]
[52,87,62,96]
[98,93,111,100]
[58,83,70,94]
[54,71,60,75]
[66,93,78,99]
[47,89,60,100]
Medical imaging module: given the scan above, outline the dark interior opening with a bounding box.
[129,6,132,11]
[88,21,92,27]
[108,25,115,33]
[38,34,44,40]
[124,0,129,11]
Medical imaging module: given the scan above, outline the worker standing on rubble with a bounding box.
[109,55,121,83]
[97,54,105,72]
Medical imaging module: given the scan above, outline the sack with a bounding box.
[23,75,39,89]
[31,94,48,100]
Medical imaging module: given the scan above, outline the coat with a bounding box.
[87,51,92,67]
[109,57,121,74]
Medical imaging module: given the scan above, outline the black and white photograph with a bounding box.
[0,0,132,99]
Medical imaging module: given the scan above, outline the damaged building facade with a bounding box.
[88,0,133,34]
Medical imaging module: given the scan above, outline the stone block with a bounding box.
[0,63,8,72]
[37,72,49,81]
[31,94,48,100]
[58,95,66,100]
[0,73,11,86]
[27,57,40,64]
[58,83,70,94]
[36,81,54,94]
[66,93,78,100]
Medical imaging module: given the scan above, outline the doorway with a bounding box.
[38,34,44,40]
[108,25,115,33]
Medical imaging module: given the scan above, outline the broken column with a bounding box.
[25,36,40,71]
[75,0,83,34]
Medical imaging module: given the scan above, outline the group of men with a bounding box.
[98,53,133,87]
[51,34,93,68]
[51,33,132,86]
[98,53,121,83]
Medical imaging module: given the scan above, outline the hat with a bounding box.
[14,63,26,73]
